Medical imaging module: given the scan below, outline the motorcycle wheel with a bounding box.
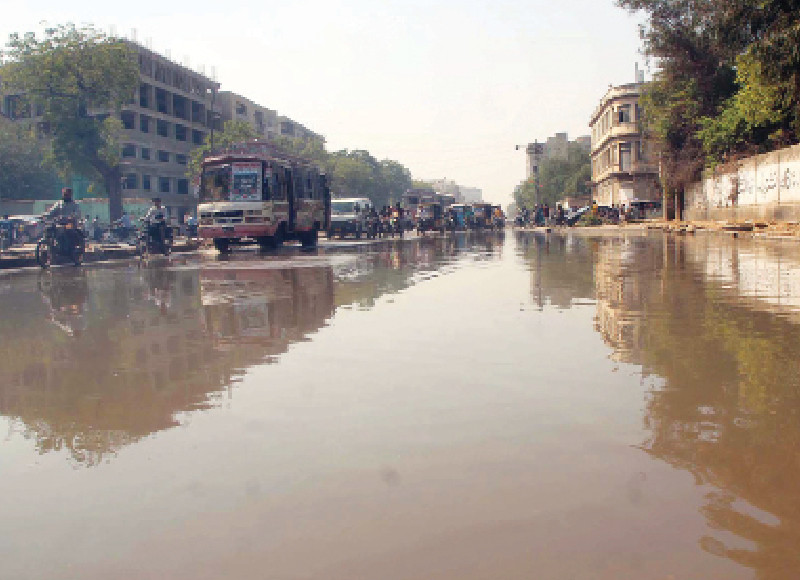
[214,239,230,254]
[71,241,85,266]
[35,239,51,269]
[300,228,318,248]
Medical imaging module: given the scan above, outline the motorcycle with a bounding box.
[138,218,173,258]
[365,214,380,239]
[35,216,86,268]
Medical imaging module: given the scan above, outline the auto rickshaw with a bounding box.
[448,204,471,231]
[416,201,445,235]
[491,205,506,230]
[472,202,494,230]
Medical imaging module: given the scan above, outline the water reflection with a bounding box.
[0,233,506,467]
[583,232,800,579]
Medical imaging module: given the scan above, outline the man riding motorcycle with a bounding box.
[140,197,172,255]
[37,187,85,266]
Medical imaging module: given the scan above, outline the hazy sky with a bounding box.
[0,0,646,205]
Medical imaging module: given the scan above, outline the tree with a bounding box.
[513,143,591,209]
[1,24,139,219]
[187,119,258,181]
[0,117,61,201]
[616,1,800,193]
[378,160,412,208]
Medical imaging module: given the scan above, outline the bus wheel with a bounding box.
[272,227,284,248]
[214,239,230,253]
[301,228,318,248]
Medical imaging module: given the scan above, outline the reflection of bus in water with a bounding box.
[198,141,331,253]
[200,266,335,350]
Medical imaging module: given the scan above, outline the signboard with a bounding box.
[231,162,262,202]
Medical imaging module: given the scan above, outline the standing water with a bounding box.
[1,231,799,579]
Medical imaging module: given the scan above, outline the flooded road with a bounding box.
[1,231,800,579]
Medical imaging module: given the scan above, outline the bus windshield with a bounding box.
[200,164,231,202]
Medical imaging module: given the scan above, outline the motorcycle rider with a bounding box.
[42,187,84,250]
[142,197,171,246]
[43,187,82,221]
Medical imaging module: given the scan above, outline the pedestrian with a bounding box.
[93,216,103,242]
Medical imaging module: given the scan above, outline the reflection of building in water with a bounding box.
[517,231,597,309]
[593,235,663,364]
[0,265,334,466]
[592,234,800,576]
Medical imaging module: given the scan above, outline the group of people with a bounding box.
[0,188,191,252]
[516,204,569,227]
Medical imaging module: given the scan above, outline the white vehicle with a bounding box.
[327,197,372,239]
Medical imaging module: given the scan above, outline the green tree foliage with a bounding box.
[513,143,591,209]
[327,149,411,208]
[187,119,258,180]
[617,1,800,191]
[1,24,139,219]
[0,117,61,200]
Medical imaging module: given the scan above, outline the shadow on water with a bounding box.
[0,232,506,467]
[517,230,800,579]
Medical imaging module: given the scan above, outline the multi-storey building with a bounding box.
[277,116,324,144]
[589,83,660,207]
[118,41,219,219]
[521,133,591,181]
[1,40,220,220]
[216,91,278,140]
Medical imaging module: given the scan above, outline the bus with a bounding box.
[198,142,330,252]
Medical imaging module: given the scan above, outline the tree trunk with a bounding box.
[102,167,123,221]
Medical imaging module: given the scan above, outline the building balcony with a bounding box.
[591,123,641,152]
[593,161,659,183]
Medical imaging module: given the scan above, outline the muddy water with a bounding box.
[1,232,799,579]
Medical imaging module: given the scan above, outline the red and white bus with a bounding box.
[198,142,330,252]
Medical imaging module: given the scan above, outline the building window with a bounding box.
[140,115,150,133]
[157,119,170,138]
[139,83,150,108]
[122,143,136,158]
[156,88,169,114]
[157,150,170,163]
[175,124,188,141]
[142,175,152,191]
[192,129,204,145]
[121,111,135,130]
[124,173,138,190]
[175,154,188,165]
[141,147,151,160]
[177,178,189,195]
[618,104,631,124]
[191,101,204,123]
[620,143,632,171]
[235,102,247,115]
[159,177,171,193]
[637,140,647,162]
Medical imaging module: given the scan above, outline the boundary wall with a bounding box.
[685,143,800,222]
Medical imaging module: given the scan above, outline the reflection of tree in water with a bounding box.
[595,235,800,579]
[0,235,496,467]
[0,266,336,466]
